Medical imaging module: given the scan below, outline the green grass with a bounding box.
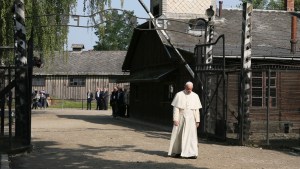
[4,99,110,109]
[49,100,109,109]
[50,100,91,109]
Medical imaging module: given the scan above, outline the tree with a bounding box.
[266,0,284,10]
[0,0,78,62]
[239,0,300,10]
[0,0,124,62]
[294,0,300,11]
[83,0,124,13]
[238,0,268,9]
[93,10,135,50]
[251,0,268,9]
[266,0,300,11]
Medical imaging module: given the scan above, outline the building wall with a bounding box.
[32,75,128,100]
[130,78,176,125]
[129,68,193,126]
[272,71,300,132]
[130,30,171,72]
[130,82,172,125]
[226,71,300,135]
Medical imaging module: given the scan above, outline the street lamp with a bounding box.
[206,5,215,21]
[202,5,215,135]
[205,5,215,45]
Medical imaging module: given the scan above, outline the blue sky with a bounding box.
[67,0,241,50]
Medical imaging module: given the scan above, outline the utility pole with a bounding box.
[13,0,31,146]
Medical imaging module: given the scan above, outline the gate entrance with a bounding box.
[194,35,229,140]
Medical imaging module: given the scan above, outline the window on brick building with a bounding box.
[251,71,277,107]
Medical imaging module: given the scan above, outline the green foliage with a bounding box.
[0,1,13,46]
[267,0,300,11]
[295,0,300,11]
[239,0,268,9]
[0,0,15,63]
[253,0,269,9]
[266,0,285,10]
[0,0,77,62]
[83,0,124,13]
[93,10,135,51]
[0,0,125,63]
[26,0,77,59]
[240,0,300,10]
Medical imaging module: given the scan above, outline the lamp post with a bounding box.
[206,5,215,21]
[203,6,215,134]
[205,5,215,65]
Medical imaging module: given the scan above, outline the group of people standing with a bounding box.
[31,89,49,109]
[86,88,109,110]
[110,86,130,118]
[86,86,130,118]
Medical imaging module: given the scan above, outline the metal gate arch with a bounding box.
[194,34,228,140]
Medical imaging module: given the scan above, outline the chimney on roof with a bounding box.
[291,16,297,54]
[286,0,295,12]
[287,0,297,53]
[71,44,85,51]
[219,1,223,17]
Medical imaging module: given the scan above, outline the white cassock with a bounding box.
[168,90,202,157]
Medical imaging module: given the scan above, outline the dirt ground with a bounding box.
[9,109,300,169]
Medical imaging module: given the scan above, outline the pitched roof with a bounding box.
[123,9,300,72]
[122,22,195,71]
[157,9,300,58]
[213,9,298,57]
[33,51,127,76]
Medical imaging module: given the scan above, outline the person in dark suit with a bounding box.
[110,87,118,118]
[31,89,38,109]
[99,88,105,110]
[87,89,93,110]
[124,87,130,118]
[102,88,109,110]
[95,88,102,110]
[117,86,125,117]
[40,89,46,109]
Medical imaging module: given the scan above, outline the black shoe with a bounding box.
[173,154,181,158]
[183,156,197,159]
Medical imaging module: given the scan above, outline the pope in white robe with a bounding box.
[168,82,202,158]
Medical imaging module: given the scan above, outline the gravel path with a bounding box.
[9,109,300,169]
